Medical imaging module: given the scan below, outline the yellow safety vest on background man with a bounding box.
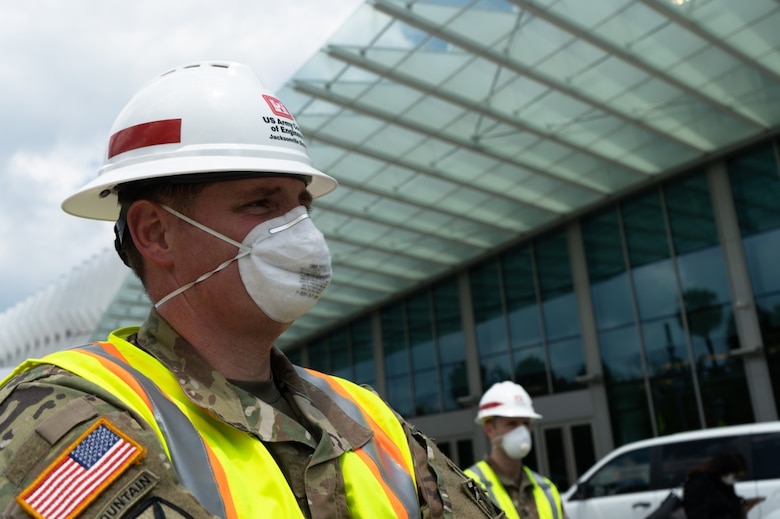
[465,460,563,519]
[17,328,419,519]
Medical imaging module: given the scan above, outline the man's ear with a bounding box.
[126,200,174,267]
[483,419,497,440]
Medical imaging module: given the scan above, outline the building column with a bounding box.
[567,221,615,456]
[709,161,777,422]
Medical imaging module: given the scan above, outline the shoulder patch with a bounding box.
[16,417,146,519]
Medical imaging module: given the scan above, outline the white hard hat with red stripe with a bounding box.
[475,381,542,424]
[62,61,337,221]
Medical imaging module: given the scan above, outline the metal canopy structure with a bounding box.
[274,0,780,348]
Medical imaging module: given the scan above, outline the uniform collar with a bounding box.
[133,309,372,455]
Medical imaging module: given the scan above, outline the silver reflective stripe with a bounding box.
[525,468,560,519]
[82,345,227,519]
[295,367,420,518]
[469,463,500,505]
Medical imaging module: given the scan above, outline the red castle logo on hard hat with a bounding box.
[262,94,294,120]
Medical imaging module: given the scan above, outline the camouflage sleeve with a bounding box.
[0,365,217,519]
[403,420,506,519]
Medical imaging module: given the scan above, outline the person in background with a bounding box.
[683,450,765,519]
[465,381,566,519]
[0,61,504,518]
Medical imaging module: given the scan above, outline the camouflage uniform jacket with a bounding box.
[0,310,503,519]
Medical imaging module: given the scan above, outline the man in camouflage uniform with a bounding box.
[0,62,504,518]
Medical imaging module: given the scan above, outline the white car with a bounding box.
[561,422,780,519]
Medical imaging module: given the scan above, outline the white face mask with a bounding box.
[155,205,331,323]
[721,474,737,486]
[500,425,533,460]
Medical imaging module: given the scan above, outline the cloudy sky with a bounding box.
[0,0,365,313]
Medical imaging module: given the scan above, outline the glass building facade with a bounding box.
[290,137,780,487]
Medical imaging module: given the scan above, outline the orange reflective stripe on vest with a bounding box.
[297,368,419,517]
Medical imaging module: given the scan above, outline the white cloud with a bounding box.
[0,0,365,312]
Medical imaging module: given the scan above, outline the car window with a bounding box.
[750,432,780,480]
[583,447,651,497]
[658,436,742,488]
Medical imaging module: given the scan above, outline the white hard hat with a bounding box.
[62,61,337,221]
[475,381,542,424]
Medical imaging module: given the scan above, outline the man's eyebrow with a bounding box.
[247,185,283,197]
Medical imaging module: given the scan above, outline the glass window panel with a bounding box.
[665,172,719,254]
[535,231,574,300]
[642,318,688,377]
[381,301,411,413]
[481,352,513,391]
[543,292,581,340]
[688,307,754,427]
[387,373,414,418]
[743,229,780,297]
[549,336,586,393]
[508,304,544,350]
[503,246,543,348]
[608,380,653,447]
[408,293,436,370]
[583,209,636,330]
[513,344,547,396]
[308,337,330,372]
[591,273,635,330]
[676,248,731,307]
[330,329,351,380]
[441,362,468,412]
[407,291,440,416]
[351,319,375,386]
[687,304,733,364]
[434,280,468,411]
[382,311,408,376]
[434,281,465,364]
[535,231,581,343]
[632,260,679,321]
[413,368,441,416]
[622,192,670,267]
[728,144,780,236]
[599,325,644,383]
[470,260,509,356]
[583,208,626,283]
[641,318,699,435]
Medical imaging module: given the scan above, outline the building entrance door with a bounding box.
[534,422,597,492]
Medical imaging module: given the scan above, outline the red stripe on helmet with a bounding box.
[108,119,182,159]
[478,402,503,411]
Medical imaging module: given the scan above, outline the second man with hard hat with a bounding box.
[465,381,567,519]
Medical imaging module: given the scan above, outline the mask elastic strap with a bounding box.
[154,252,247,309]
[154,204,250,309]
[160,204,247,250]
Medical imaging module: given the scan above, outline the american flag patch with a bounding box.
[17,418,145,519]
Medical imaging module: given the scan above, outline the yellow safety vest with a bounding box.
[14,328,419,519]
[464,460,563,519]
